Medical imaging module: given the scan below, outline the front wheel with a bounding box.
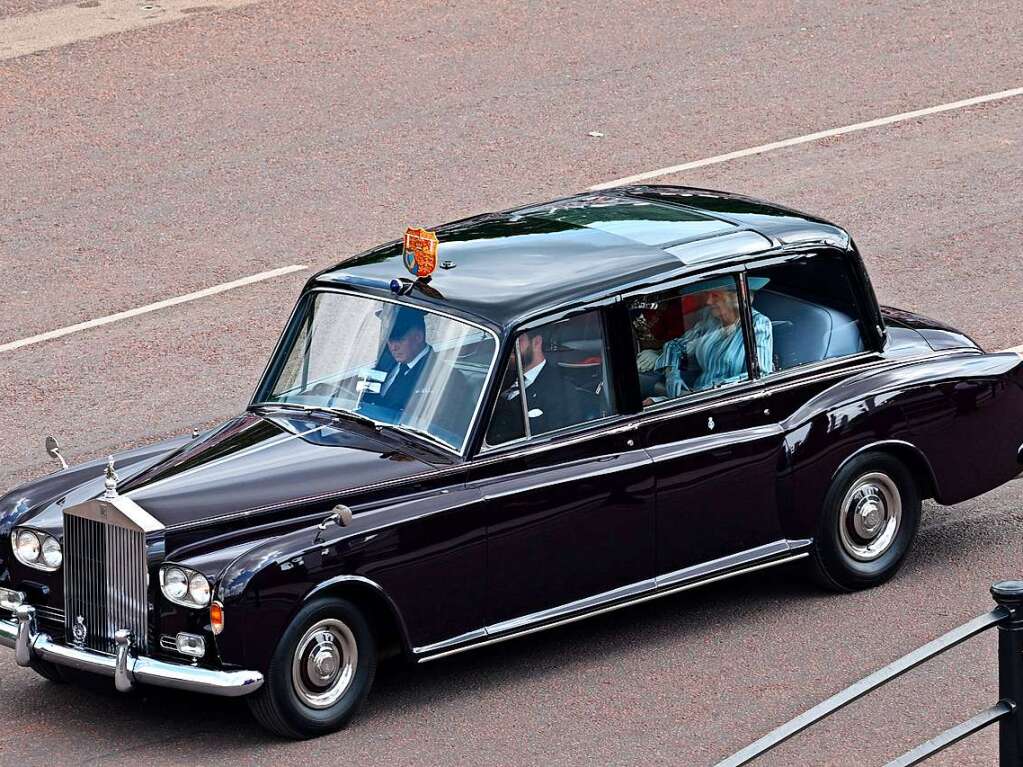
[247,597,377,739]
[811,452,921,591]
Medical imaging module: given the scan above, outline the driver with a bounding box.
[362,308,433,412]
[642,279,773,405]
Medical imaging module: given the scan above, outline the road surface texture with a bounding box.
[1,1,1021,765]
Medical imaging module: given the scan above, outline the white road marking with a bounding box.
[0,0,264,61]
[0,265,307,354]
[590,86,1023,190]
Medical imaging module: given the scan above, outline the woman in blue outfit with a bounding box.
[639,277,773,405]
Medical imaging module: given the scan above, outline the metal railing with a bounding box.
[716,580,1023,767]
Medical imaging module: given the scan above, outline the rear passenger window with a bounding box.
[485,310,615,446]
[748,253,866,374]
[628,275,756,406]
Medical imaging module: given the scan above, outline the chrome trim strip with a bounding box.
[415,538,812,662]
[648,424,785,463]
[655,539,809,588]
[419,553,809,663]
[478,454,649,501]
[0,607,263,697]
[485,578,656,638]
[414,628,489,655]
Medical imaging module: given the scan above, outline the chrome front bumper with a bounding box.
[0,605,263,698]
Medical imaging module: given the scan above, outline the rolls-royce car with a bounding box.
[3,186,1022,739]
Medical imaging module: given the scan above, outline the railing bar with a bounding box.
[714,607,1009,767]
[883,700,1014,767]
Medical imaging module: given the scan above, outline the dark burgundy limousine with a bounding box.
[3,187,1022,738]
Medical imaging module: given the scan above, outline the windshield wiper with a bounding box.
[378,423,454,453]
[250,402,383,430]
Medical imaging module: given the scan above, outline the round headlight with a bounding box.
[40,536,62,569]
[15,530,40,563]
[188,572,211,606]
[163,567,189,600]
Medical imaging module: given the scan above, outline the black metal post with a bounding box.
[992,580,1023,767]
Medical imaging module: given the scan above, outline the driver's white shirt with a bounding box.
[381,346,430,395]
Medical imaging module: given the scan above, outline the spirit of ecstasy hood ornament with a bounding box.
[103,455,119,499]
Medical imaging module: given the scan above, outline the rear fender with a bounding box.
[779,351,1023,536]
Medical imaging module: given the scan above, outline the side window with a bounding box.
[748,253,867,374]
[485,310,616,446]
[629,275,752,407]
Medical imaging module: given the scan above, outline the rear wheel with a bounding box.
[247,597,376,739]
[811,452,921,591]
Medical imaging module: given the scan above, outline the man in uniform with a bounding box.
[487,329,583,444]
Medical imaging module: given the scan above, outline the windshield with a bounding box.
[256,291,498,452]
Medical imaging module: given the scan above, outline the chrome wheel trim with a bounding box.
[837,472,902,562]
[290,618,358,709]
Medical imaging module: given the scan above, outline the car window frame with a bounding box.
[476,302,622,456]
[251,286,503,458]
[620,266,760,416]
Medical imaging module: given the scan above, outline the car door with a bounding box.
[468,307,656,628]
[625,271,787,578]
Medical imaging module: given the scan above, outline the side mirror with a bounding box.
[313,504,353,543]
[45,436,68,471]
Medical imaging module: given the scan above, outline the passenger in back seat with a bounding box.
[642,278,773,404]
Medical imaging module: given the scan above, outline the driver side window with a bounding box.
[629,275,766,407]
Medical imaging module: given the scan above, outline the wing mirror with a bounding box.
[313,504,353,543]
[44,436,68,471]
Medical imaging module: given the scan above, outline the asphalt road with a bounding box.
[1,1,1021,765]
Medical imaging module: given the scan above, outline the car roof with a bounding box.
[312,185,851,330]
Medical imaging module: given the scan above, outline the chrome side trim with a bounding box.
[655,539,809,588]
[414,628,489,655]
[485,578,656,638]
[478,453,649,501]
[415,539,812,662]
[648,424,785,463]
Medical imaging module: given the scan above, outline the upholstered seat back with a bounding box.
[754,289,863,370]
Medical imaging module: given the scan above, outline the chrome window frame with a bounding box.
[252,286,502,458]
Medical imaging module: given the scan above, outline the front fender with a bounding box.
[213,514,412,671]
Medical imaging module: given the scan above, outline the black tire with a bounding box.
[29,659,68,684]
[247,597,376,739]
[810,452,921,592]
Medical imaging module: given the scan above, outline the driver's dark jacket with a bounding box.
[361,347,472,438]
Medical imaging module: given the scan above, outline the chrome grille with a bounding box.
[35,604,66,635]
[63,513,149,654]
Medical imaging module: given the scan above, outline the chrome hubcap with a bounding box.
[291,618,358,709]
[838,472,902,562]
